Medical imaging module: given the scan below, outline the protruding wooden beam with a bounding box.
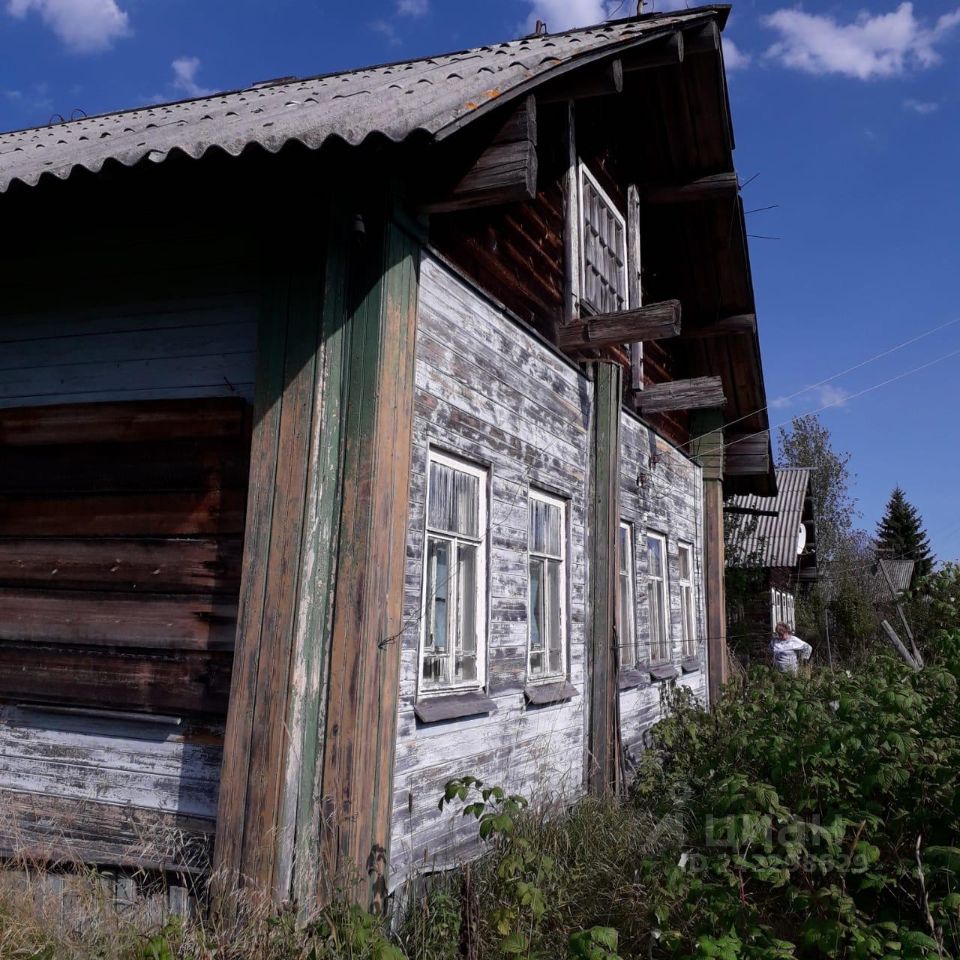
[622,32,684,71]
[725,430,771,476]
[680,313,756,339]
[644,172,739,205]
[637,376,725,414]
[684,21,720,55]
[556,300,681,353]
[539,59,623,102]
[419,95,537,214]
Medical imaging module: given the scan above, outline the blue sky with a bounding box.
[2,0,959,561]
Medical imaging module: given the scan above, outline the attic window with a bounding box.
[578,163,627,315]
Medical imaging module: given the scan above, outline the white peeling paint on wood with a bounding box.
[0,299,258,408]
[389,254,591,885]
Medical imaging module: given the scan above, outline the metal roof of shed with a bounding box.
[0,7,725,194]
[727,467,812,568]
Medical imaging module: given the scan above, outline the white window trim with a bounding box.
[578,161,629,316]
[618,521,637,667]
[418,449,488,697]
[678,542,696,659]
[646,531,670,665]
[527,488,568,684]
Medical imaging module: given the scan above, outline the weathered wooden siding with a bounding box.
[389,253,591,884]
[618,412,708,760]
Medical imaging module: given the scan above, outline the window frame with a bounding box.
[578,162,629,317]
[678,542,697,659]
[527,487,568,684]
[618,521,637,667]
[645,531,670,665]
[418,448,488,696]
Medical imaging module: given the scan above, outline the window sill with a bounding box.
[524,681,578,706]
[680,658,701,674]
[414,691,497,724]
[618,668,647,691]
[649,664,679,683]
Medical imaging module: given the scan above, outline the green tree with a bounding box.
[876,485,934,583]
[778,414,857,564]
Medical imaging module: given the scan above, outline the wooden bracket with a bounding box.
[684,21,720,55]
[556,300,681,353]
[644,172,738,205]
[538,59,623,102]
[637,376,725,414]
[418,95,537,214]
[622,32,684,71]
[680,313,756,338]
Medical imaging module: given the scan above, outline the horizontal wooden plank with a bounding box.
[637,376,726,414]
[538,58,623,102]
[556,300,681,352]
[680,313,756,339]
[0,397,248,446]
[0,439,249,495]
[0,489,247,537]
[0,643,232,716]
[0,788,214,872]
[0,537,242,594]
[644,173,739,205]
[0,590,237,650]
[622,32,684,71]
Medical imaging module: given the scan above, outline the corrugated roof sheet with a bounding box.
[0,8,719,194]
[870,558,914,601]
[727,467,812,568]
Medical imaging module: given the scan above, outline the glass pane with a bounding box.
[529,497,561,557]
[647,537,663,579]
[427,538,450,653]
[680,586,690,650]
[529,558,544,653]
[428,461,479,538]
[457,543,477,659]
[648,579,664,662]
[548,559,563,674]
[619,571,634,663]
[679,547,691,581]
[618,525,629,575]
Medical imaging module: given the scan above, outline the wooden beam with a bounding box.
[622,32,684,71]
[561,100,580,324]
[538,59,623,102]
[644,173,739,205]
[419,95,537,214]
[637,376,725,415]
[680,313,756,339]
[725,430,770,476]
[684,21,720,55]
[626,184,643,393]
[557,300,680,353]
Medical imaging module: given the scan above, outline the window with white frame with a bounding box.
[420,451,487,692]
[528,490,567,681]
[618,522,637,667]
[579,164,628,316]
[646,533,669,664]
[678,543,696,658]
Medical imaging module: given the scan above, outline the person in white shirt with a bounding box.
[770,622,813,674]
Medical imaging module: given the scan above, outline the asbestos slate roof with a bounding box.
[0,7,722,194]
[727,467,812,569]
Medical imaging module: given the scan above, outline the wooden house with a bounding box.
[0,5,773,907]
[726,467,818,652]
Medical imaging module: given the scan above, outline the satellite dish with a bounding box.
[797,522,807,556]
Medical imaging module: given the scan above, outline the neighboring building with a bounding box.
[726,467,817,651]
[0,6,773,906]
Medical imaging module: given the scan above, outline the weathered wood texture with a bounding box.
[680,313,756,339]
[557,300,681,353]
[389,254,590,886]
[586,361,621,794]
[319,209,421,908]
[0,706,221,871]
[725,430,770,476]
[0,301,258,409]
[617,413,707,760]
[645,173,739,205]
[539,59,623,102]
[421,96,537,214]
[0,397,250,716]
[690,410,727,703]
[638,376,725,415]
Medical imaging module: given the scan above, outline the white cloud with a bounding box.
[6,0,129,53]
[903,97,939,114]
[171,57,213,98]
[771,383,852,411]
[763,3,960,80]
[369,18,401,45]
[723,37,751,70]
[397,0,427,15]
[816,384,852,409]
[523,0,617,33]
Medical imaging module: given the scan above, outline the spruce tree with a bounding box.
[876,486,934,583]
